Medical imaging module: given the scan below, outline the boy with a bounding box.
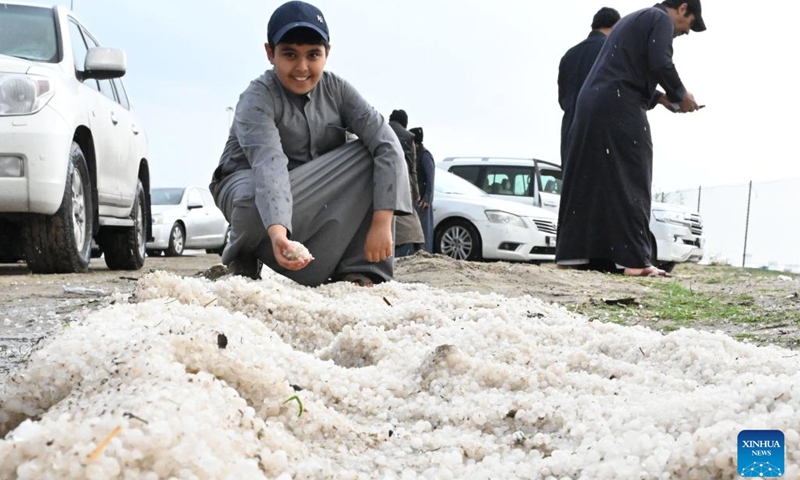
[209,1,412,287]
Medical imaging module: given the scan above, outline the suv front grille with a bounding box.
[531,218,557,235]
[689,214,703,236]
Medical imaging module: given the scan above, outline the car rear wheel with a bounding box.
[23,142,93,274]
[165,223,185,257]
[100,180,147,270]
[434,219,482,261]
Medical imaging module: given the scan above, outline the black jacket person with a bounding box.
[558,7,620,169]
[556,0,705,277]
[388,109,424,255]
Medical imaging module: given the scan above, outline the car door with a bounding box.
[536,162,563,214]
[65,20,121,212]
[199,187,229,246]
[184,187,211,246]
[73,23,131,212]
[109,77,142,212]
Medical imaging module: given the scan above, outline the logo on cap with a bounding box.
[317,15,324,24]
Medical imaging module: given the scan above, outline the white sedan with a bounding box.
[146,186,228,257]
[432,170,558,262]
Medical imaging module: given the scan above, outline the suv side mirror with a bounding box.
[84,47,127,80]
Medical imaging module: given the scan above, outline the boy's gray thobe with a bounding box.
[210,70,413,287]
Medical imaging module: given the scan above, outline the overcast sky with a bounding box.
[48,0,795,193]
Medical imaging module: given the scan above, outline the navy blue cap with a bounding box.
[268,1,329,45]
[687,0,706,32]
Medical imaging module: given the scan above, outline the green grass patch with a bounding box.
[743,267,800,279]
[582,281,781,326]
[643,282,747,323]
[703,277,725,285]
[734,333,758,342]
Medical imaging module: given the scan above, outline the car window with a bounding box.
[66,21,88,74]
[435,170,488,197]
[97,79,117,103]
[199,188,215,207]
[81,26,99,48]
[66,21,100,90]
[187,188,204,207]
[0,5,58,62]
[73,26,120,101]
[540,167,563,195]
[112,78,130,109]
[448,166,481,187]
[485,166,535,197]
[151,188,185,205]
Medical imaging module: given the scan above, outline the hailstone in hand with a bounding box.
[283,240,313,261]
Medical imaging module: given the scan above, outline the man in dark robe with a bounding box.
[558,7,621,169]
[388,109,425,257]
[556,0,706,277]
[409,127,435,253]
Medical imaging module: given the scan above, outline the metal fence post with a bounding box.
[742,180,753,268]
[696,185,702,213]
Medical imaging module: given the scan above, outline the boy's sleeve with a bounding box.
[233,88,294,234]
[338,79,413,215]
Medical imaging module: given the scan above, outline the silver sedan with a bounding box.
[146,186,229,257]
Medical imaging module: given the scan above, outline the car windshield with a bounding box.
[151,188,185,205]
[435,170,488,197]
[0,5,59,62]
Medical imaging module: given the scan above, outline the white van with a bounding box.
[439,156,705,272]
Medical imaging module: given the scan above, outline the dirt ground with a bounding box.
[2,253,799,375]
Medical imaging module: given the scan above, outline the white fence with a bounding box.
[658,178,800,272]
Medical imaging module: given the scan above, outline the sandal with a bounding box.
[338,273,374,287]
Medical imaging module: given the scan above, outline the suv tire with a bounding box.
[649,232,675,273]
[100,180,147,270]
[435,219,483,261]
[23,142,93,274]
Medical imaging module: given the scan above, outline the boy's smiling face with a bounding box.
[265,42,329,95]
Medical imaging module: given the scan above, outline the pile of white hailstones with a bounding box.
[1,268,798,479]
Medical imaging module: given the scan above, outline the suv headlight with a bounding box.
[0,74,55,116]
[652,209,691,227]
[485,210,527,229]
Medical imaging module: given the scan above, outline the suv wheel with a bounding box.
[100,180,147,270]
[434,219,482,261]
[165,223,185,257]
[649,232,675,272]
[23,142,93,273]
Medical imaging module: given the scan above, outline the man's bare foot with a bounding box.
[623,266,671,277]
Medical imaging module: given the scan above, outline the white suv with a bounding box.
[439,156,705,272]
[0,3,151,273]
